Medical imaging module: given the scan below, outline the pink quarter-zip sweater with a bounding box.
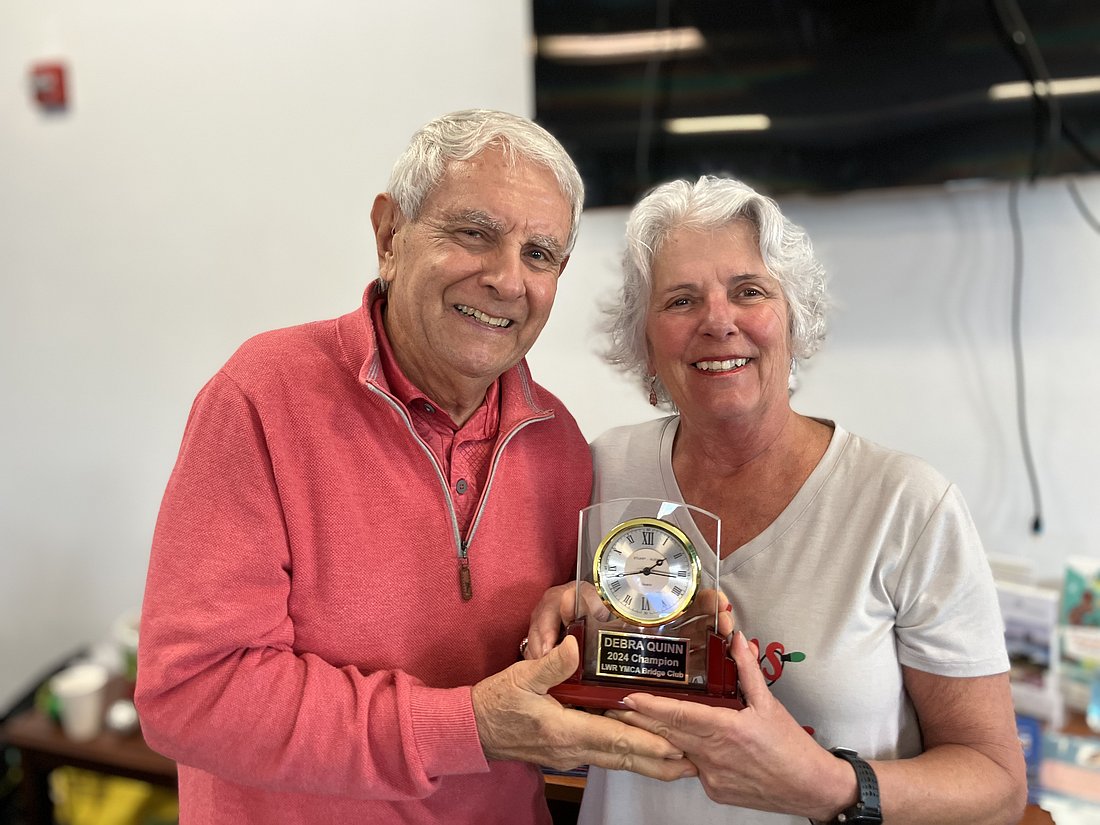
[136,286,592,824]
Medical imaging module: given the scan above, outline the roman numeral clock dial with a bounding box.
[592,518,701,626]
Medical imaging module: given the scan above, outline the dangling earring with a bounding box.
[649,375,658,407]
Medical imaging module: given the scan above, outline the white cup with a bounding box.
[50,663,109,742]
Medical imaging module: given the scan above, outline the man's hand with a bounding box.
[525,582,610,659]
[471,635,698,782]
[690,588,734,638]
[526,582,734,660]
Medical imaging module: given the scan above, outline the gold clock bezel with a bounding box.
[592,516,701,627]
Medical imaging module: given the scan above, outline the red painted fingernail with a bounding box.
[725,604,733,612]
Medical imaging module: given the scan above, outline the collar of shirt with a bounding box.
[370,294,501,443]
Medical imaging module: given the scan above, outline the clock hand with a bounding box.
[608,559,672,578]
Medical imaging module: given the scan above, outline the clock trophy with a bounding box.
[548,498,744,711]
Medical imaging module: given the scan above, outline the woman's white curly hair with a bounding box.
[604,175,829,407]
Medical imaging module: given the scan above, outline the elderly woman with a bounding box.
[528,176,1026,824]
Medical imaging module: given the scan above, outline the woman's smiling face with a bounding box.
[645,221,792,428]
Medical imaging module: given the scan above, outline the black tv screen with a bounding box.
[533,0,1100,206]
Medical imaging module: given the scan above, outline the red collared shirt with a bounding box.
[371,297,498,536]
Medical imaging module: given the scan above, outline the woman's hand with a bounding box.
[609,631,856,820]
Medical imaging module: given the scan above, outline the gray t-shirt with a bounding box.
[578,416,1009,825]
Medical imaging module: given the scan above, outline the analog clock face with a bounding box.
[593,518,701,626]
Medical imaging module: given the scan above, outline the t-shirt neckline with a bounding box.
[656,415,850,574]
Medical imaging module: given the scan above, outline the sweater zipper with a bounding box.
[458,540,472,600]
[365,382,551,600]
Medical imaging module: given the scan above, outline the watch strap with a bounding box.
[827,747,882,824]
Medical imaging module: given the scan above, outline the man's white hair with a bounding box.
[377,109,584,292]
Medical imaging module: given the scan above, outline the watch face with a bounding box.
[593,517,701,626]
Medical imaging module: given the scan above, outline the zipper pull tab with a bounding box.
[459,542,472,601]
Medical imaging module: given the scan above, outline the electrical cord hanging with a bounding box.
[987,0,1061,180]
[1006,181,1043,534]
[989,0,1100,210]
[987,0,1100,534]
[987,0,1058,534]
[1062,119,1100,170]
[635,0,672,191]
[988,3,1100,179]
[1067,179,1100,235]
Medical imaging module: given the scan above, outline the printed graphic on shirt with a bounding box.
[751,638,806,687]
[752,637,814,736]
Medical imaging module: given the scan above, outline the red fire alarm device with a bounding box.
[30,63,67,110]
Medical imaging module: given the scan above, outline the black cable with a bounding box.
[1063,119,1100,171]
[994,3,1100,238]
[635,0,673,191]
[990,6,1100,242]
[988,0,1060,534]
[986,0,1061,179]
[1067,179,1100,235]
[988,0,1100,179]
[1007,181,1043,534]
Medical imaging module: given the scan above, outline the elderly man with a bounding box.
[135,110,693,825]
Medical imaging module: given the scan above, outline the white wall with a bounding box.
[529,176,1100,588]
[0,0,533,709]
[3,2,1099,712]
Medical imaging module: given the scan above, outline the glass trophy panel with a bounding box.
[573,497,723,691]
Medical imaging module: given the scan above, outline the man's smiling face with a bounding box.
[376,148,571,416]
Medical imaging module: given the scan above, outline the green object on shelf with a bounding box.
[34,681,60,722]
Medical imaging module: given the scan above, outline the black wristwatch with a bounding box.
[812,748,882,825]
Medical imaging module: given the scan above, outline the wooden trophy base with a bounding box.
[547,618,745,711]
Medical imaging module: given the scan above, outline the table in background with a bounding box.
[3,677,587,824]
[1022,806,1053,824]
[1,681,1061,825]
[0,677,176,825]
[544,773,585,804]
